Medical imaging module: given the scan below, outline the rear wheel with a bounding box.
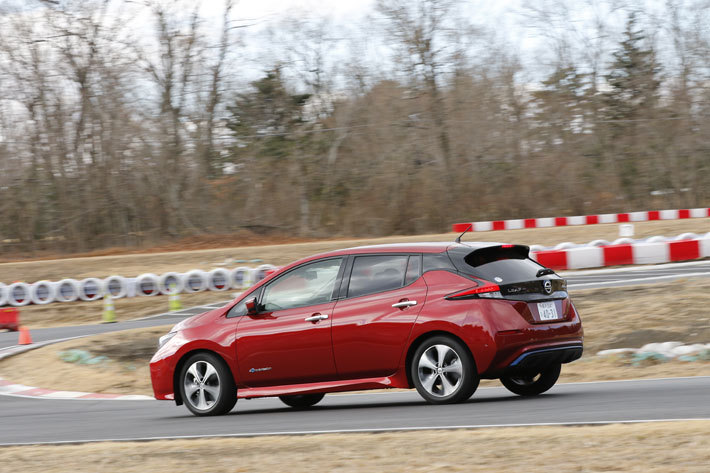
[411,335,479,404]
[500,363,561,396]
[179,352,237,416]
[279,393,325,408]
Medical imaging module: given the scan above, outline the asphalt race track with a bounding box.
[1,377,709,445]
[1,260,710,445]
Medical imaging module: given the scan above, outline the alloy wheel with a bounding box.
[416,344,463,398]
[183,360,221,411]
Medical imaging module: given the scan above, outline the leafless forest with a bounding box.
[1,0,709,254]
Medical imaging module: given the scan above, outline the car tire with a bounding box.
[179,352,237,416]
[411,335,479,404]
[500,363,561,396]
[279,393,325,408]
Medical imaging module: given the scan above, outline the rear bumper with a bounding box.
[507,344,583,373]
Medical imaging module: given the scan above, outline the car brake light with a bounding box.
[446,283,502,300]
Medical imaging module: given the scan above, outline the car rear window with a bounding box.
[448,245,545,283]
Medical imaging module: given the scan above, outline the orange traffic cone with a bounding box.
[18,326,32,345]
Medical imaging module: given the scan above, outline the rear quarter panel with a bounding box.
[410,271,498,374]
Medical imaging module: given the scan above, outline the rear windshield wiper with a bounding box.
[536,268,555,277]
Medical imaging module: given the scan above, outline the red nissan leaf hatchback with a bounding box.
[150,242,583,416]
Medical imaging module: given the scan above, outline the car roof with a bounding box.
[299,241,507,261]
[243,241,511,293]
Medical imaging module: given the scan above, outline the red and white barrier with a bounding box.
[453,207,710,233]
[532,236,710,270]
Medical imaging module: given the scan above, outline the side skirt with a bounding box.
[237,375,409,399]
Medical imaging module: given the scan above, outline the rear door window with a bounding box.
[347,255,408,298]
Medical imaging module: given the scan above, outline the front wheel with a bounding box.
[179,352,237,416]
[411,335,479,404]
[279,393,325,408]
[500,363,561,396]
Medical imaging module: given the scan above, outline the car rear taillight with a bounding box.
[446,282,502,300]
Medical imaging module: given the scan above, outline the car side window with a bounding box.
[261,258,343,312]
[227,288,260,318]
[347,255,409,298]
[404,254,422,285]
[227,299,247,318]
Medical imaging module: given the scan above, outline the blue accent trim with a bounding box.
[510,345,583,367]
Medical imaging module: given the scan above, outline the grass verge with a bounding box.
[1,422,709,472]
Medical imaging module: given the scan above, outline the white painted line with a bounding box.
[0,391,155,401]
[4,418,710,446]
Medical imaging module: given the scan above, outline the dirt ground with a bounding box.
[2,278,709,396]
[2,217,709,282]
[1,422,709,472]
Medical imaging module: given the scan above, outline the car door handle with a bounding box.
[392,300,417,309]
[305,314,329,322]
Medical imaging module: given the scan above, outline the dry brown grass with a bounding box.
[3,217,709,282]
[571,277,710,354]
[1,422,709,472]
[2,279,709,396]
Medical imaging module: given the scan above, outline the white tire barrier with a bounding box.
[1,264,278,306]
[231,267,253,290]
[158,272,184,295]
[30,280,56,305]
[8,282,31,307]
[55,279,80,302]
[135,273,160,296]
[104,275,127,299]
[554,242,576,250]
[675,233,698,241]
[646,236,668,243]
[588,239,611,247]
[183,270,208,293]
[207,269,231,291]
[78,278,104,302]
[254,264,277,283]
[612,238,635,245]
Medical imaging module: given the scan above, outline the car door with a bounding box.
[331,254,427,379]
[236,257,344,387]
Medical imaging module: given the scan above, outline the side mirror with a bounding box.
[245,298,259,315]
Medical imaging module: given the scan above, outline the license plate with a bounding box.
[537,301,559,321]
